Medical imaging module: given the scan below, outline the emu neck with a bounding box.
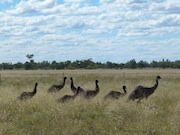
[63,78,66,85]
[123,88,127,94]
[96,82,99,92]
[152,79,159,91]
[33,85,37,94]
[71,79,74,87]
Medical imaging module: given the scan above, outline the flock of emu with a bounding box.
[17,76,161,103]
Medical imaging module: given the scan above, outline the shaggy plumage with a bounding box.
[128,76,161,103]
[104,86,127,100]
[57,86,82,103]
[18,83,38,100]
[84,80,99,99]
[48,77,67,92]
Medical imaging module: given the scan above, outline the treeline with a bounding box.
[0,59,180,70]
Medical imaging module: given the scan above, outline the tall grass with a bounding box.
[0,69,180,135]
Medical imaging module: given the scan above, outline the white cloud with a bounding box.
[0,0,180,63]
[7,0,56,14]
[158,15,180,27]
[150,0,180,14]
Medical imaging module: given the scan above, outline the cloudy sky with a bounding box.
[0,0,180,63]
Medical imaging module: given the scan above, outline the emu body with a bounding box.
[48,77,67,92]
[104,86,127,100]
[128,76,161,103]
[57,86,82,103]
[84,80,99,99]
[18,83,38,100]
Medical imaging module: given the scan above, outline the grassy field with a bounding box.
[0,69,180,135]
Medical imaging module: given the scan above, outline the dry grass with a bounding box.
[0,69,180,135]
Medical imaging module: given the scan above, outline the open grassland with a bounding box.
[0,69,180,135]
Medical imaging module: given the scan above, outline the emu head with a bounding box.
[156,76,161,80]
[96,80,99,83]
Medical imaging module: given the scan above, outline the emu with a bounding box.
[48,76,67,92]
[104,86,127,100]
[84,80,99,99]
[18,83,38,100]
[57,86,82,103]
[128,76,161,103]
[70,77,85,95]
[70,77,77,94]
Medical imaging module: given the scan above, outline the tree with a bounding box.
[173,60,180,68]
[26,54,34,63]
[1,63,13,70]
[0,58,180,70]
[125,59,137,69]
[137,60,149,68]
[150,61,158,68]
[14,62,23,69]
[24,62,32,70]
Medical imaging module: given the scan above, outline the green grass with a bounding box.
[0,69,180,135]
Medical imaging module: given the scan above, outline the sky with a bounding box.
[0,0,180,64]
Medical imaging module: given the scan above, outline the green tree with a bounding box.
[26,54,34,63]
[125,59,136,69]
[1,63,13,70]
[137,60,149,68]
[24,62,32,70]
[150,61,158,68]
[14,62,23,69]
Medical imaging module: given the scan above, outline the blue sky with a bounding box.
[0,0,180,63]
